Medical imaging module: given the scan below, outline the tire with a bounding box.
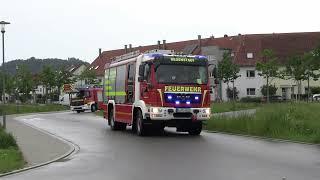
[188,122,202,136]
[76,110,81,113]
[91,104,97,112]
[135,110,147,136]
[109,108,127,131]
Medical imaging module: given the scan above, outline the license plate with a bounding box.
[176,108,191,113]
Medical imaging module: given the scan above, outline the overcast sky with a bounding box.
[1,0,319,63]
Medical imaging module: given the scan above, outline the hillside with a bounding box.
[3,57,89,75]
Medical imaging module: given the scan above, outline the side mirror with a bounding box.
[138,77,144,82]
[139,64,145,77]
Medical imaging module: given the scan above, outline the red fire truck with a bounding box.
[103,49,211,136]
[70,86,103,113]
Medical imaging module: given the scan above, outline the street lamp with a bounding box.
[1,20,10,129]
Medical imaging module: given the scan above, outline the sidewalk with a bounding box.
[5,116,73,167]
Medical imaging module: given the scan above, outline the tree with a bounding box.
[302,52,320,101]
[256,49,279,103]
[40,66,56,102]
[217,52,240,101]
[79,68,96,85]
[55,68,74,95]
[226,87,239,100]
[261,85,277,97]
[284,55,306,100]
[0,72,16,102]
[16,65,34,102]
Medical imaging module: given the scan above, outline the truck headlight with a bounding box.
[151,107,162,113]
[204,108,211,114]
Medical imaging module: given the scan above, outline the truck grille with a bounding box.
[71,100,84,106]
[173,113,192,118]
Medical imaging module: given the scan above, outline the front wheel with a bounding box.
[188,122,202,136]
[91,104,97,112]
[135,110,147,136]
[109,108,126,131]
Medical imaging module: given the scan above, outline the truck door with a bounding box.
[140,63,151,101]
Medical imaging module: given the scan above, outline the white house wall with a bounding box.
[221,67,265,101]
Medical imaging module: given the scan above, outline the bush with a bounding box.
[206,103,320,143]
[0,129,17,149]
[240,96,262,103]
[261,85,277,96]
[311,87,320,94]
[226,87,239,100]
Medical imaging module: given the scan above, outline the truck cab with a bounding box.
[104,50,211,136]
[70,87,103,113]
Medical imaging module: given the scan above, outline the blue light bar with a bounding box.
[195,55,207,60]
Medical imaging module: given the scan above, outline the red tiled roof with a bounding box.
[90,39,199,76]
[90,32,320,76]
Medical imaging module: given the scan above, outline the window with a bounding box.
[247,88,256,95]
[247,53,253,59]
[246,70,255,77]
[115,65,126,104]
[143,63,151,82]
[155,65,208,84]
[94,66,99,70]
[231,53,235,57]
[127,63,136,103]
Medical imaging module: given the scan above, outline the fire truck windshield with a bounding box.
[155,64,208,84]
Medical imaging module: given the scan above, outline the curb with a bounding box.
[7,110,70,118]
[205,130,320,146]
[0,115,80,177]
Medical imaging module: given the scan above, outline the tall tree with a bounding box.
[40,66,56,102]
[55,68,74,95]
[16,65,34,102]
[303,51,320,101]
[256,49,279,103]
[284,55,306,100]
[0,72,16,101]
[218,52,240,101]
[79,68,96,85]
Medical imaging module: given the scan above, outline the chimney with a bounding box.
[238,33,242,36]
[162,40,166,50]
[99,48,102,57]
[129,44,132,52]
[198,35,202,49]
[157,40,161,49]
[210,35,215,39]
[124,45,128,53]
[224,34,228,38]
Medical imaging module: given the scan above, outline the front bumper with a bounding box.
[70,104,91,111]
[146,107,210,121]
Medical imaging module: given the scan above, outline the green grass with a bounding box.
[94,110,104,117]
[206,102,320,143]
[0,128,25,173]
[211,102,261,113]
[0,129,17,149]
[0,104,69,115]
[0,148,25,174]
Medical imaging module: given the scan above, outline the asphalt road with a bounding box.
[4,111,320,180]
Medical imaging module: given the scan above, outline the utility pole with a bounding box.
[1,21,10,129]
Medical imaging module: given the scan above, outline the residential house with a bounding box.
[89,32,320,101]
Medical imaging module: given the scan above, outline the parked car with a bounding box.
[312,94,320,101]
[261,95,284,102]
